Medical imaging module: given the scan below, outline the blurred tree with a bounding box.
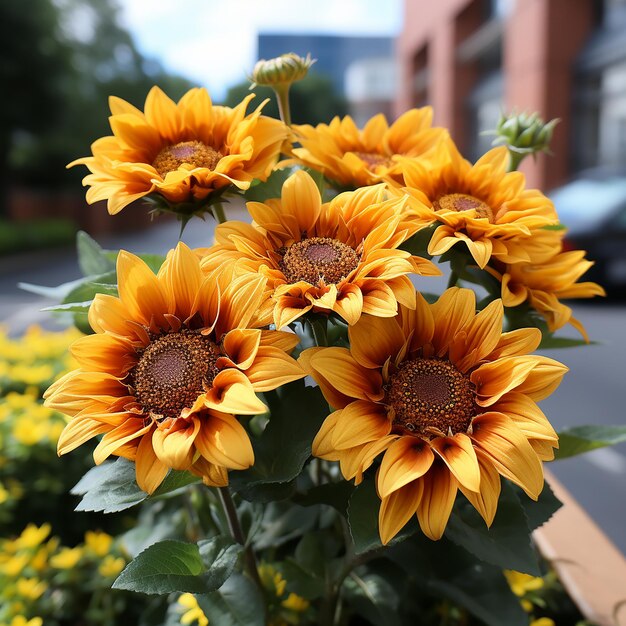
[223,72,348,126]
[0,0,194,210]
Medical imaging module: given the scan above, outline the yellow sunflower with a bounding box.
[69,86,289,215]
[289,108,448,188]
[397,142,560,268]
[492,247,605,341]
[300,288,567,542]
[44,243,304,493]
[200,170,440,329]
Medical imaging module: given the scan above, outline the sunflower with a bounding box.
[69,86,289,215]
[44,243,304,493]
[493,247,605,341]
[396,141,560,269]
[199,170,440,329]
[300,288,567,542]
[288,108,448,188]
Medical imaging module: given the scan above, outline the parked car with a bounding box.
[550,174,626,295]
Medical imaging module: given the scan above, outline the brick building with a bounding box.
[396,0,626,189]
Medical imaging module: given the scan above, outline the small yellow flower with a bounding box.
[12,417,49,446]
[504,570,545,597]
[259,563,287,597]
[84,531,113,557]
[0,484,9,504]
[178,593,209,626]
[50,547,82,569]
[9,617,43,626]
[15,524,51,550]
[98,555,126,578]
[15,577,47,600]
[0,554,29,577]
[530,619,555,626]
[281,592,309,613]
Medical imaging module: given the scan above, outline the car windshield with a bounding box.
[550,178,626,231]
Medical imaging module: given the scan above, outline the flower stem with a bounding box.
[217,486,263,590]
[273,84,292,127]
[506,150,525,173]
[213,202,227,224]
[308,317,329,347]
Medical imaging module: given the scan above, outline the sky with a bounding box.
[117,0,403,100]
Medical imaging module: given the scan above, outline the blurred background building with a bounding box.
[396,0,626,189]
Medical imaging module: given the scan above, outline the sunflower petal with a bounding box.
[194,412,254,470]
[470,412,544,500]
[377,436,435,498]
[416,461,458,540]
[379,482,423,545]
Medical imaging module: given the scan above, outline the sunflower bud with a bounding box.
[492,111,559,155]
[490,111,559,171]
[250,52,315,88]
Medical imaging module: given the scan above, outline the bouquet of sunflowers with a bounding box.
[39,53,618,626]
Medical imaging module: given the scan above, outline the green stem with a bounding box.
[273,84,292,126]
[212,202,227,224]
[217,486,264,591]
[506,150,525,173]
[308,317,329,347]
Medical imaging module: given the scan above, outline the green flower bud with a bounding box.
[492,111,560,155]
[250,52,315,89]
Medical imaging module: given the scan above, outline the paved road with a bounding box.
[1,216,625,554]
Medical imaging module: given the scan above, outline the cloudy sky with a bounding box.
[117,0,403,100]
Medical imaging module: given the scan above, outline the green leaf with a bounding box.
[554,425,626,459]
[294,481,354,516]
[76,231,116,276]
[62,271,118,304]
[429,572,527,626]
[347,480,419,555]
[112,540,207,595]
[198,536,242,591]
[399,224,436,257]
[196,573,265,626]
[343,572,402,626]
[515,479,561,530]
[72,458,199,513]
[243,167,292,203]
[539,335,594,349]
[42,300,93,313]
[230,382,328,501]
[445,482,540,575]
[389,538,528,626]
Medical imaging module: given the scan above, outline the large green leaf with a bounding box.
[515,479,561,530]
[343,572,402,626]
[72,458,199,513]
[389,538,528,626]
[445,482,540,575]
[347,480,419,555]
[196,573,265,626]
[113,540,206,594]
[76,230,116,276]
[554,425,626,459]
[112,537,240,595]
[230,382,328,502]
[243,168,292,203]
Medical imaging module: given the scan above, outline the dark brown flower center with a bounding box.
[280,237,360,285]
[354,151,391,170]
[386,358,477,437]
[132,330,220,419]
[434,193,494,222]
[152,140,223,177]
